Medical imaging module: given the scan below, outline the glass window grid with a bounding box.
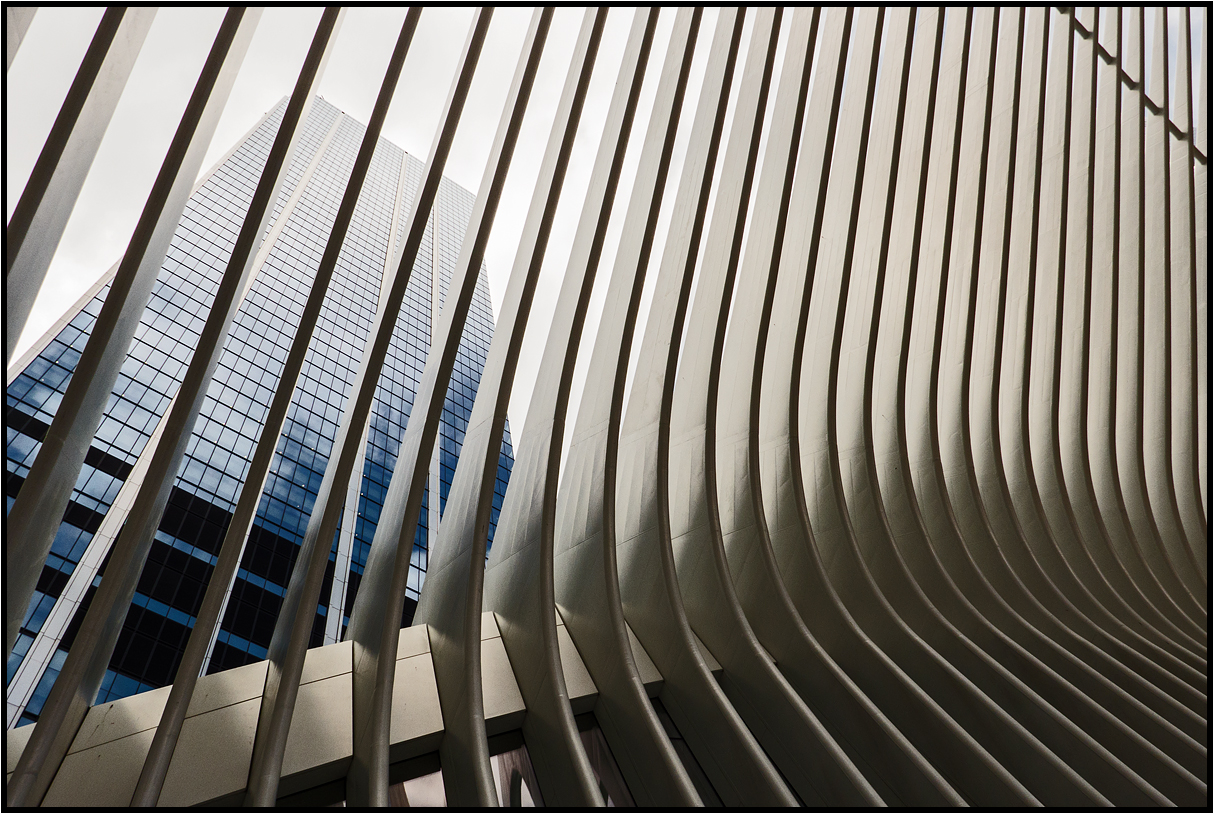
[7,99,514,713]
[4,101,296,692]
[207,111,405,672]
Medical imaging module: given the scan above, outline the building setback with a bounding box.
[5,96,513,728]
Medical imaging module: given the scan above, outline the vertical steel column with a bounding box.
[400,7,604,800]
[972,9,1093,678]
[5,6,34,70]
[610,6,793,805]
[551,8,706,807]
[4,98,294,728]
[125,11,347,805]
[966,9,1199,792]
[1194,10,1209,514]
[1104,6,1209,639]
[794,8,1065,803]
[1086,7,1208,652]
[238,10,426,805]
[5,6,35,70]
[1118,9,1206,628]
[888,7,1088,796]
[1167,8,1207,565]
[977,9,1062,658]
[5,10,264,805]
[364,7,601,807]
[1105,10,1209,736]
[661,8,876,804]
[1075,11,1191,662]
[326,130,414,648]
[1140,8,1207,603]
[326,417,372,646]
[1095,7,1206,643]
[1059,8,1195,659]
[195,108,348,679]
[860,7,1155,803]
[1010,10,1185,710]
[866,5,1038,799]
[344,10,551,806]
[5,7,156,366]
[483,7,658,807]
[1016,8,1200,788]
[1,5,1205,804]
[976,6,1082,664]
[714,8,958,805]
[428,192,444,558]
[759,8,1022,806]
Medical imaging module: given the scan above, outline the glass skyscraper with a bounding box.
[5,96,513,729]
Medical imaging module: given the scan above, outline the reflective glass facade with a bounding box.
[5,97,513,727]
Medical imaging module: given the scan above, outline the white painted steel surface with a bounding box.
[5,6,1207,807]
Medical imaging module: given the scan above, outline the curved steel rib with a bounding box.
[613,8,796,806]
[7,11,263,805]
[5,7,157,368]
[552,8,704,806]
[657,7,877,805]
[483,8,657,807]
[241,10,480,805]
[399,8,603,806]
[340,9,546,806]
[130,11,347,804]
[4,5,1206,807]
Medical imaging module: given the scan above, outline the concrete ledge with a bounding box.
[691,630,723,676]
[161,695,261,807]
[389,624,443,765]
[12,629,461,805]
[626,622,664,696]
[44,727,157,807]
[7,615,671,805]
[480,613,526,736]
[6,723,34,782]
[279,642,354,797]
[556,614,598,714]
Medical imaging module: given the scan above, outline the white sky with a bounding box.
[5,7,727,440]
[5,8,1204,439]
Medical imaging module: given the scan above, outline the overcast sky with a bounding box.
[7,7,740,440]
[6,7,1201,439]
